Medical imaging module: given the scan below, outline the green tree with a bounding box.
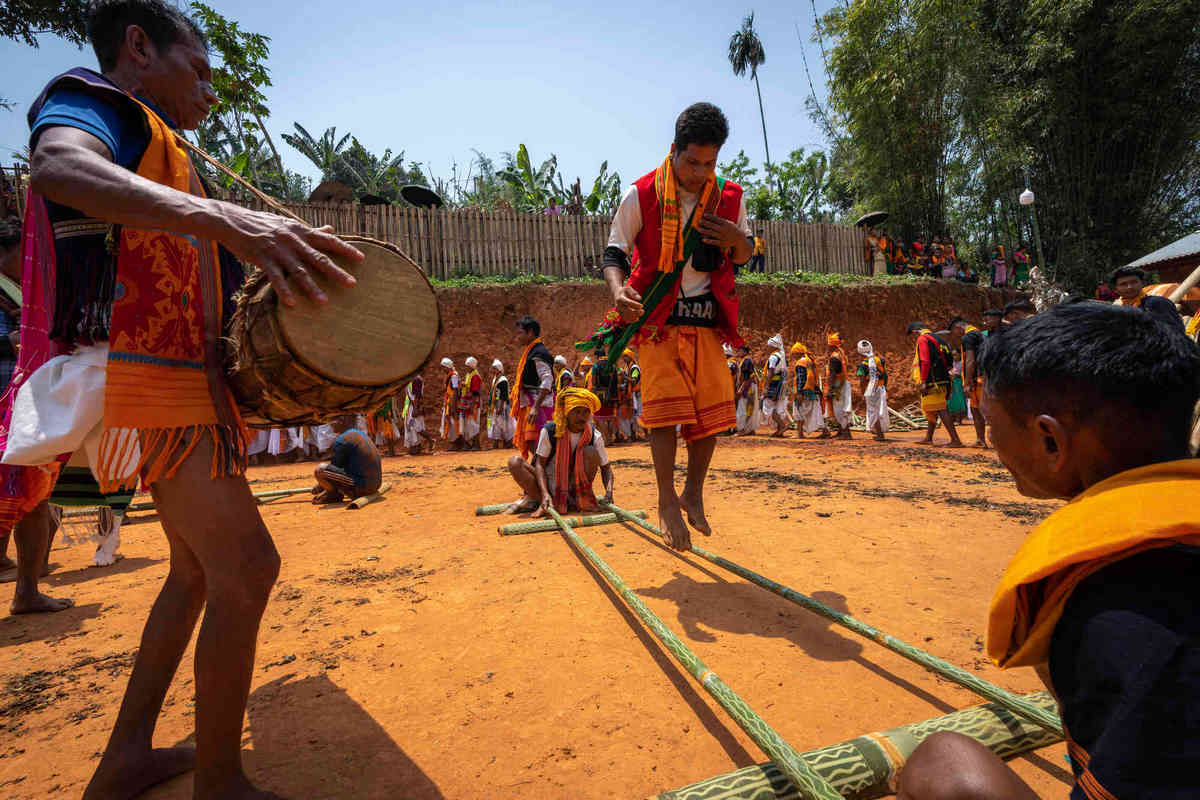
[281,124,352,182]
[189,3,284,190]
[334,138,407,201]
[973,0,1200,290]
[0,1,88,47]
[728,12,774,189]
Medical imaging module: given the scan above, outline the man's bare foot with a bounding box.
[83,746,196,800]
[311,489,341,505]
[919,438,935,445]
[505,497,539,515]
[944,441,965,448]
[972,440,989,449]
[310,484,323,495]
[658,504,692,551]
[874,434,887,441]
[679,490,711,537]
[816,430,832,439]
[12,591,74,614]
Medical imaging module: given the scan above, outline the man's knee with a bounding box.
[507,455,527,474]
[897,732,1026,800]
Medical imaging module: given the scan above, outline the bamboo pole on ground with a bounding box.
[648,691,1062,800]
[475,503,513,516]
[498,510,647,535]
[347,481,392,509]
[63,486,314,517]
[600,503,1063,738]
[545,506,842,800]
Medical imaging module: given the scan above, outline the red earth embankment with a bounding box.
[418,280,1022,415]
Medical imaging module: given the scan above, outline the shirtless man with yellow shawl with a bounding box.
[1,3,363,798]
[587,103,752,550]
[505,388,615,516]
[897,303,1200,800]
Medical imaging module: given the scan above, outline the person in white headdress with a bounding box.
[460,356,484,449]
[553,354,574,395]
[487,359,516,448]
[856,339,889,441]
[402,373,434,455]
[761,333,790,437]
[440,357,463,450]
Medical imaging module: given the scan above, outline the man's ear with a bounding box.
[125,24,155,69]
[1032,414,1071,474]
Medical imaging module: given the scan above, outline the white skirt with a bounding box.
[864,387,889,433]
[793,394,824,432]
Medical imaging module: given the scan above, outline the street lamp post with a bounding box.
[1020,165,1047,278]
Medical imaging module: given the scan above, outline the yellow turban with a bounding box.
[622,349,635,360]
[790,342,807,355]
[553,388,601,437]
[827,332,842,346]
[580,357,594,367]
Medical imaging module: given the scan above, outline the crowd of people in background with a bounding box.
[866,230,1035,288]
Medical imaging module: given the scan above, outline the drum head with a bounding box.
[276,238,440,386]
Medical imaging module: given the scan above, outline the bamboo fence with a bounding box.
[2,162,869,278]
[237,196,869,281]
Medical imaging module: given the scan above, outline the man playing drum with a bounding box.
[599,103,751,550]
[2,2,363,797]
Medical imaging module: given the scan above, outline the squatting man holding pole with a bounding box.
[505,388,615,517]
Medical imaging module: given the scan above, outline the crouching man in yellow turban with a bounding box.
[505,389,615,516]
[896,303,1200,800]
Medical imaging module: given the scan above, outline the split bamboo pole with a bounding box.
[648,691,1061,800]
[545,506,842,800]
[498,510,648,536]
[599,503,1064,738]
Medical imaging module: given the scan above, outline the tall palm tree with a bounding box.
[280,123,352,181]
[728,12,775,191]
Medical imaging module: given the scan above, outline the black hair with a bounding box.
[514,315,540,337]
[948,316,969,330]
[978,303,1200,456]
[982,308,1004,318]
[674,103,729,153]
[906,321,927,334]
[1109,265,1147,285]
[1002,299,1036,316]
[87,0,207,72]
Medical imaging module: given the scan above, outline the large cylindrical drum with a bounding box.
[226,236,440,427]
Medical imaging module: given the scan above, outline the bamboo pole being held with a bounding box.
[545,506,842,800]
[498,510,647,536]
[599,503,1063,738]
[647,691,1062,800]
[1167,262,1200,304]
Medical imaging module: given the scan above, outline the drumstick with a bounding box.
[173,132,311,226]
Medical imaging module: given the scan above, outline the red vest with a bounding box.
[628,169,745,347]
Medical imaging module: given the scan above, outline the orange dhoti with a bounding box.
[638,326,735,442]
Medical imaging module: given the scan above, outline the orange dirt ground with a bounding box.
[0,427,1073,799]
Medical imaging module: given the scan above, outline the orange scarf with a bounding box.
[1114,288,1149,308]
[652,155,716,273]
[988,459,1200,668]
[98,98,246,491]
[554,424,597,513]
[509,337,544,419]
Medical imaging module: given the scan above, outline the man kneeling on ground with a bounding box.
[896,302,1200,800]
[506,388,615,516]
[313,416,382,504]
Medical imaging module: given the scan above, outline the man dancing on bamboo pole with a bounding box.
[586,102,751,550]
[506,388,614,517]
[3,2,363,797]
[897,303,1200,800]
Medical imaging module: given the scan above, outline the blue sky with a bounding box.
[1,0,838,191]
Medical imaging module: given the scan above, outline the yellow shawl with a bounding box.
[652,155,716,273]
[987,458,1200,668]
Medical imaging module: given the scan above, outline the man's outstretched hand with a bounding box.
[219,210,364,306]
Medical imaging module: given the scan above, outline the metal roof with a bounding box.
[1127,230,1200,269]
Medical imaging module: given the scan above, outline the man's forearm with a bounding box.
[31,138,228,242]
[603,265,626,298]
[730,236,753,265]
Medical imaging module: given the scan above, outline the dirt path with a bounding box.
[0,427,1071,799]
